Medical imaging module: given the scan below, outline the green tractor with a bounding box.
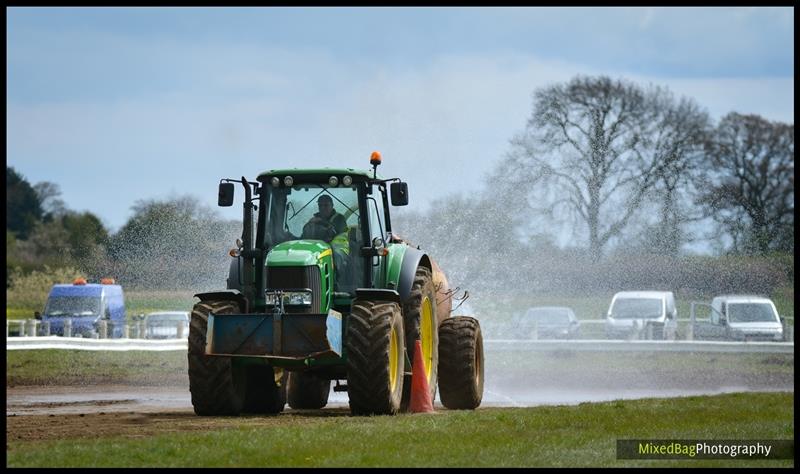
[189,153,484,416]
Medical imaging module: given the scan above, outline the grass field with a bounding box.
[5,288,795,467]
[6,346,794,467]
[7,349,794,388]
[6,349,188,387]
[6,392,793,467]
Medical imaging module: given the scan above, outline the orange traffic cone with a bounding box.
[409,339,435,413]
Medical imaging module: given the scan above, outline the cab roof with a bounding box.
[257,168,381,181]
[712,295,773,304]
[612,291,673,299]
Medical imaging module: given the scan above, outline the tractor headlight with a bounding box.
[265,290,313,308]
[271,177,280,187]
[284,176,294,187]
[342,175,353,186]
[328,176,339,187]
[287,292,312,306]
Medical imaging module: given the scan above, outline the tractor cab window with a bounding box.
[264,183,364,294]
[366,187,387,246]
[287,186,359,242]
[265,185,360,246]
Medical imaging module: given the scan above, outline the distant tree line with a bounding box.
[6,74,794,299]
[7,168,239,290]
[393,74,794,298]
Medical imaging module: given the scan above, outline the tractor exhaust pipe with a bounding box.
[240,177,256,309]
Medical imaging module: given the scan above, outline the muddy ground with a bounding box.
[7,357,794,444]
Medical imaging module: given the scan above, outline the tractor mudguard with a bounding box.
[396,246,431,303]
[354,288,401,304]
[195,290,248,312]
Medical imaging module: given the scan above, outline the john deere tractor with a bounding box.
[189,153,484,416]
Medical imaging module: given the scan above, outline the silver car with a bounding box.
[517,306,581,339]
[145,311,190,339]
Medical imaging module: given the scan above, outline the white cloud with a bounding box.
[7,41,794,233]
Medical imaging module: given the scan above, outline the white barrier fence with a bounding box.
[485,339,794,354]
[6,336,187,351]
[6,319,187,340]
[5,335,792,354]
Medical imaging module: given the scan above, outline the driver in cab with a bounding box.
[302,194,347,242]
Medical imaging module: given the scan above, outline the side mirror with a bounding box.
[218,182,235,207]
[390,182,409,206]
[34,311,41,320]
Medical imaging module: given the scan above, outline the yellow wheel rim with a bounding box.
[389,324,398,392]
[421,295,433,380]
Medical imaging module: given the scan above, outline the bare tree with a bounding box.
[504,75,707,261]
[698,112,794,254]
[634,94,712,255]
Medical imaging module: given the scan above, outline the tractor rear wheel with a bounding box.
[287,372,331,409]
[438,316,484,410]
[401,266,439,411]
[188,299,246,416]
[243,366,287,414]
[346,300,405,416]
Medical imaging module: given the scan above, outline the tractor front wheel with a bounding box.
[188,299,246,416]
[346,300,405,416]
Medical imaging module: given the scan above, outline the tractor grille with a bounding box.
[266,266,321,313]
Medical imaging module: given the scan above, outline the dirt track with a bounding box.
[6,350,794,443]
[6,387,355,443]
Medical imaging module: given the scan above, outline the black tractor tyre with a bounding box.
[346,300,405,416]
[243,366,287,414]
[438,316,484,410]
[400,266,439,411]
[287,372,331,410]
[188,300,246,416]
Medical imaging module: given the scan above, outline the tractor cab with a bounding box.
[221,155,409,313]
[258,171,373,298]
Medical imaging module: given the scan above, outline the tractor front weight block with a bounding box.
[206,310,343,361]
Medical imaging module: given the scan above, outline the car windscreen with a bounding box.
[44,296,101,317]
[610,298,662,319]
[524,309,569,325]
[727,303,778,323]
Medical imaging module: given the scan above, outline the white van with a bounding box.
[707,295,784,341]
[605,291,677,340]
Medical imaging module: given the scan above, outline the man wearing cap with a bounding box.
[302,194,347,242]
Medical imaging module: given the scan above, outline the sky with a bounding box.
[6,7,795,235]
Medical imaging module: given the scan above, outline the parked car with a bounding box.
[516,306,580,339]
[691,295,784,342]
[145,311,190,339]
[604,291,677,340]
